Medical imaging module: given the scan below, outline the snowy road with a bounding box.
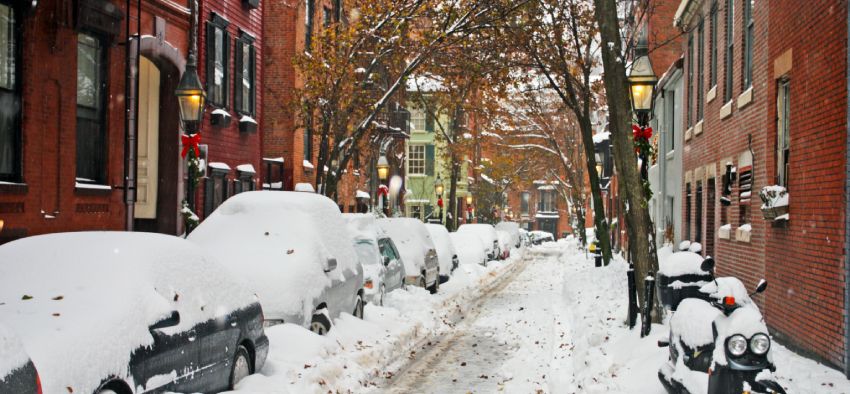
[383,247,567,393]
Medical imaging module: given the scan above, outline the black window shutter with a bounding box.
[223,30,230,108]
[233,39,243,113]
[425,144,435,175]
[205,23,215,98]
[249,44,256,115]
[425,111,434,132]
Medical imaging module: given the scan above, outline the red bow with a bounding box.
[467,206,473,212]
[632,125,653,140]
[181,133,201,159]
[377,185,389,197]
[437,198,443,208]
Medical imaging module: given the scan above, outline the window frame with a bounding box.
[687,32,693,128]
[206,13,230,108]
[408,144,425,175]
[742,0,753,90]
[520,191,530,215]
[710,2,718,88]
[697,18,704,121]
[411,109,426,131]
[0,2,21,183]
[777,79,790,188]
[204,167,230,216]
[725,0,734,102]
[234,31,255,116]
[76,31,108,185]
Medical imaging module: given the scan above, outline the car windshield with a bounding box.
[354,240,380,265]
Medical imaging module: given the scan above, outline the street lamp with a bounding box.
[434,176,444,224]
[175,54,206,132]
[628,34,658,127]
[377,155,389,181]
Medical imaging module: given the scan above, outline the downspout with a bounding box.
[658,91,667,246]
[123,0,139,231]
[844,0,850,377]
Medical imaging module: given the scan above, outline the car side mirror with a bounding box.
[149,310,180,331]
[755,279,768,294]
[325,258,338,273]
[700,257,715,273]
[383,256,390,266]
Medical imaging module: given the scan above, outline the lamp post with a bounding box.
[376,155,389,214]
[175,50,206,232]
[628,33,658,184]
[434,176,444,224]
[465,194,473,223]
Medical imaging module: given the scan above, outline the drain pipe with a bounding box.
[123,0,140,231]
[844,0,850,378]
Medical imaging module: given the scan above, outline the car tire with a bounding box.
[310,311,332,335]
[428,270,439,294]
[229,345,253,389]
[353,294,364,319]
[418,275,427,288]
[379,285,386,306]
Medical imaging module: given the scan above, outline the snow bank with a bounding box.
[424,224,457,273]
[189,192,357,323]
[377,218,436,275]
[0,232,255,394]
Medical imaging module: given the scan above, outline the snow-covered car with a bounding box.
[425,223,459,280]
[377,218,441,293]
[449,232,487,266]
[496,230,513,259]
[189,191,365,335]
[0,323,39,394]
[344,213,406,306]
[457,224,500,260]
[518,228,532,247]
[495,221,522,248]
[0,232,268,394]
[530,230,555,245]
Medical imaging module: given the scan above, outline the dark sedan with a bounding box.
[0,232,268,394]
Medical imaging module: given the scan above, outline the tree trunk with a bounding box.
[578,116,612,265]
[447,154,460,231]
[576,202,587,246]
[592,0,659,319]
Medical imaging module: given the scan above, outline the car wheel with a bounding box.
[428,270,439,294]
[229,345,252,389]
[379,285,386,306]
[418,275,427,288]
[310,311,332,335]
[353,294,364,319]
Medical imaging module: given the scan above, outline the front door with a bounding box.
[135,57,160,219]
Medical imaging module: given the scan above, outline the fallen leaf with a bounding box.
[52,295,64,301]
[287,249,295,254]
[52,313,60,317]
[21,295,32,300]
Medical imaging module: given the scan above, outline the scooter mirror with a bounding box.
[755,279,768,294]
[700,257,715,273]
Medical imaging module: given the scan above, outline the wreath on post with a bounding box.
[632,125,654,201]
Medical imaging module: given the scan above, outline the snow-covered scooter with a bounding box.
[657,257,786,394]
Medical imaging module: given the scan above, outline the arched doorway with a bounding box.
[133,49,184,235]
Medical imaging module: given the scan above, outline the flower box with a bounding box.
[759,185,789,221]
[210,108,231,128]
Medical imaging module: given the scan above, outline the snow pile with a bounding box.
[670,298,722,348]
[189,191,357,324]
[356,190,370,199]
[0,323,29,379]
[658,250,708,277]
[424,224,457,273]
[688,242,702,253]
[449,232,486,266]
[0,232,255,394]
[377,218,436,275]
[230,251,525,393]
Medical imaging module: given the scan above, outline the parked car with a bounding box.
[0,232,268,394]
[457,224,500,260]
[377,218,441,293]
[496,221,522,248]
[189,191,364,335]
[496,230,513,259]
[518,228,532,247]
[344,213,406,306]
[0,323,39,394]
[449,232,487,266]
[425,223,459,280]
[530,230,555,245]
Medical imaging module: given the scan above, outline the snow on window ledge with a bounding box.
[302,160,315,170]
[74,182,112,191]
[735,223,752,243]
[718,224,732,239]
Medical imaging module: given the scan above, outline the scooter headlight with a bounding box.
[727,334,747,357]
[750,333,771,355]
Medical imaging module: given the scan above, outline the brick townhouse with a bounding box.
[672,0,849,372]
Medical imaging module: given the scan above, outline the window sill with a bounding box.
[684,127,693,142]
[0,181,27,194]
[407,174,426,178]
[706,85,717,103]
[737,86,754,109]
[75,182,113,196]
[735,226,752,243]
[693,120,704,136]
[720,100,733,119]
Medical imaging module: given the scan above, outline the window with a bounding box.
[539,190,556,212]
[323,7,332,27]
[695,181,703,243]
[777,80,790,187]
[521,192,530,215]
[303,128,313,161]
[235,167,255,194]
[76,33,107,185]
[411,109,426,131]
[742,0,753,89]
[665,89,675,152]
[206,14,229,107]
[305,0,314,52]
[685,183,692,240]
[205,167,230,215]
[710,3,718,87]
[697,18,704,121]
[0,3,19,182]
[408,145,425,175]
[234,33,255,115]
[725,0,734,102]
[687,33,693,128]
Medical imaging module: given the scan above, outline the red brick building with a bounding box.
[672,0,848,371]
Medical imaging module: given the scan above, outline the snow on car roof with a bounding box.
[0,323,28,380]
[377,218,435,274]
[0,231,255,394]
[343,213,387,243]
[189,191,358,320]
[425,224,456,273]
